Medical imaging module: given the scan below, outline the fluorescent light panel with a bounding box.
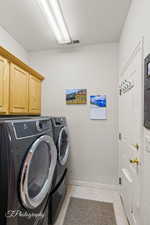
[37,0,71,44]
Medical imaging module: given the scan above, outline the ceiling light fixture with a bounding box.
[36,0,72,44]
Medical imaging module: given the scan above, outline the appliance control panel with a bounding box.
[54,117,66,126]
[13,118,52,138]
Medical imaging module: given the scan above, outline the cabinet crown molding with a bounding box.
[0,46,44,81]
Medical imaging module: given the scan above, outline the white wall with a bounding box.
[29,43,118,185]
[119,0,150,224]
[119,0,150,72]
[0,25,29,63]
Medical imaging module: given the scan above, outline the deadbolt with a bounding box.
[133,144,139,150]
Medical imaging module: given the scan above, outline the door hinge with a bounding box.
[119,133,122,140]
[119,177,122,185]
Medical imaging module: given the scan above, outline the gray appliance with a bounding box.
[49,117,70,224]
[0,117,57,225]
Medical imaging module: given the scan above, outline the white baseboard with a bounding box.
[69,179,120,191]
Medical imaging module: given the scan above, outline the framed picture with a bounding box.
[90,95,107,120]
[65,89,87,104]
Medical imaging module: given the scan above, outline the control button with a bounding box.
[36,121,43,131]
[23,124,28,130]
[39,121,43,130]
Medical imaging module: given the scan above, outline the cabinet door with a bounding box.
[0,56,9,114]
[10,63,29,114]
[29,75,41,114]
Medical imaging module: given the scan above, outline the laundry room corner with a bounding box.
[2,0,147,224]
[0,25,29,63]
[29,43,119,187]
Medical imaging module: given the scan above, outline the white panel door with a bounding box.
[119,41,143,225]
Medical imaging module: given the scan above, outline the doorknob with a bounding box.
[129,158,140,165]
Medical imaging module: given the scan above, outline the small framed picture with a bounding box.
[65,89,87,104]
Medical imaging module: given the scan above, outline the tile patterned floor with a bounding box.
[55,185,128,225]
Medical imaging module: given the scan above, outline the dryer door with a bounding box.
[58,126,70,166]
[20,135,57,209]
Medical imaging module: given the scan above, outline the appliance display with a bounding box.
[49,117,70,224]
[144,54,150,129]
[0,117,57,225]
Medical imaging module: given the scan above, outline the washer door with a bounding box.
[20,135,57,209]
[58,127,70,166]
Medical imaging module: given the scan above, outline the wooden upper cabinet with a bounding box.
[10,63,29,114]
[29,75,41,114]
[0,56,9,114]
[0,47,44,115]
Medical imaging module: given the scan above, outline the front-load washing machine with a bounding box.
[0,117,57,225]
[49,117,70,224]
